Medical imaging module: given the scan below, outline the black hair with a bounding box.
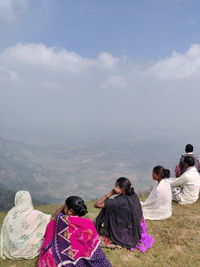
[153,166,170,179]
[116,177,134,195]
[185,144,193,153]
[184,156,195,166]
[65,196,87,217]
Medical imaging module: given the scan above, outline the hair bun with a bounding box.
[125,186,134,195]
[79,208,87,216]
[164,169,170,178]
[65,196,88,217]
[77,203,87,216]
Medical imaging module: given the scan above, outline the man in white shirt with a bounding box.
[169,156,200,204]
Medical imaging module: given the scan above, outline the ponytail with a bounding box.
[153,166,170,179]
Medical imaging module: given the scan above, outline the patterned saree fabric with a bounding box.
[0,191,51,259]
[38,213,111,266]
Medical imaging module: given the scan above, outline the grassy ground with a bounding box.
[0,199,200,267]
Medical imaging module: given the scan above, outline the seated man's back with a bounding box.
[170,156,200,204]
[179,167,200,204]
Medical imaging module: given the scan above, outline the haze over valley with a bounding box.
[1,129,199,207]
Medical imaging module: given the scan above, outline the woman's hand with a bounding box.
[112,186,121,195]
[94,187,121,209]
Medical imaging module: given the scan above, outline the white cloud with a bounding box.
[98,52,118,67]
[1,42,200,94]
[0,0,28,21]
[0,43,122,95]
[145,44,200,80]
[100,75,127,89]
[1,43,95,72]
[0,42,200,135]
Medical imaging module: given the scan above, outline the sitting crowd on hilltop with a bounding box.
[0,143,200,266]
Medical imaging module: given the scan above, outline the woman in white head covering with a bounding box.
[0,190,51,259]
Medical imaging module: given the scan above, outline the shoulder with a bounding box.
[189,166,200,174]
[76,216,93,223]
[69,216,95,227]
[156,179,171,191]
[177,169,190,180]
[183,167,200,180]
[186,166,196,172]
[55,212,66,222]
[157,179,168,186]
[193,154,200,160]
[105,195,118,207]
[31,209,50,217]
[130,192,140,201]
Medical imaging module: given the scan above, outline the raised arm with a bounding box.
[94,191,114,208]
[94,187,121,208]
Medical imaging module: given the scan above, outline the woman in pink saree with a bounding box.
[38,196,111,267]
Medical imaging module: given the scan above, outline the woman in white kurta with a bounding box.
[141,166,172,220]
[0,190,51,259]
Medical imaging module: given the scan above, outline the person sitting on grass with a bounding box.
[141,166,172,220]
[169,156,200,205]
[94,177,154,252]
[0,190,51,260]
[175,144,200,177]
[38,196,111,267]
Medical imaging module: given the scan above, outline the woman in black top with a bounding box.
[94,177,144,249]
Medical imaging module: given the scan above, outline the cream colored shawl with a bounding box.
[0,190,51,259]
[141,179,172,220]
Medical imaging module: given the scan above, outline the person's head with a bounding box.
[14,190,33,209]
[183,156,195,168]
[64,196,87,217]
[185,144,193,153]
[152,166,170,182]
[115,177,134,195]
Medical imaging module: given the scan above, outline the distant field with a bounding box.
[0,198,200,267]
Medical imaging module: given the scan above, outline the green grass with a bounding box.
[1,199,200,267]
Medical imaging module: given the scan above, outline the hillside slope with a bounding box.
[0,137,59,203]
[0,199,200,267]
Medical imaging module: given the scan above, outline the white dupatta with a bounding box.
[0,191,51,259]
[141,179,172,220]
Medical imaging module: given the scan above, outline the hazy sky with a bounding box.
[1,0,200,138]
